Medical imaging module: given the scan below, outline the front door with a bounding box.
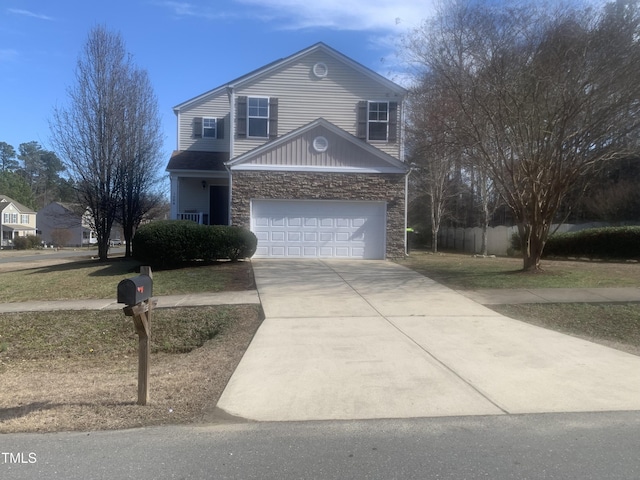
[209,185,230,225]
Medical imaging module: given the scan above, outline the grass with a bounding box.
[0,305,263,433]
[398,250,640,290]
[0,254,261,433]
[0,258,253,302]
[399,250,640,356]
[492,303,640,356]
[0,306,242,362]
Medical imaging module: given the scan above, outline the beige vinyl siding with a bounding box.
[233,50,403,158]
[240,125,394,170]
[178,94,231,152]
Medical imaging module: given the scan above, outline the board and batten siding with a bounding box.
[239,124,396,170]
[178,94,231,152]
[232,50,403,158]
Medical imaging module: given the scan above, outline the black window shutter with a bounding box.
[217,118,225,139]
[193,117,202,138]
[269,97,278,139]
[357,101,368,140]
[236,96,247,138]
[388,102,398,143]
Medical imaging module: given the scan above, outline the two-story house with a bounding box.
[0,195,37,247]
[37,202,98,247]
[167,42,408,259]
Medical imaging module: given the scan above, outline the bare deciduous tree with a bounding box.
[117,69,164,257]
[405,0,640,270]
[407,76,460,253]
[50,26,164,260]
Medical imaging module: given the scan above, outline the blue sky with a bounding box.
[0,0,436,164]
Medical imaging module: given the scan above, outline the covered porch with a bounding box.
[167,150,231,226]
[2,225,37,247]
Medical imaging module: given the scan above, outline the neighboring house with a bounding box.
[167,42,409,259]
[37,202,97,247]
[0,195,37,247]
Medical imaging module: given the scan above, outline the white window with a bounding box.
[203,118,216,138]
[3,213,18,224]
[368,102,389,141]
[20,214,29,224]
[248,97,269,138]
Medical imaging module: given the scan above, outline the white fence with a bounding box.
[437,223,611,256]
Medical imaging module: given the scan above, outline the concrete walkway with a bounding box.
[462,287,640,305]
[0,290,260,313]
[0,285,635,313]
[216,259,640,422]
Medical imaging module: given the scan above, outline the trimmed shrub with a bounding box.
[132,221,257,268]
[543,226,640,260]
[13,235,42,250]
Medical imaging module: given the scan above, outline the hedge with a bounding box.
[132,221,257,268]
[12,235,42,250]
[543,226,640,259]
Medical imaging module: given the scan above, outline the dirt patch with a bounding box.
[0,305,263,433]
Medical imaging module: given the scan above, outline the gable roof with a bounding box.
[173,42,407,112]
[0,195,35,213]
[227,118,408,174]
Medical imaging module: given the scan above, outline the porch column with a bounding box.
[170,175,178,220]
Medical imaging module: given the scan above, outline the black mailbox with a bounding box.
[117,275,153,305]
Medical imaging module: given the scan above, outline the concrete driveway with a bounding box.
[216,260,640,422]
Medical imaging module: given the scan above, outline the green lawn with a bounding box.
[399,250,640,355]
[398,251,639,290]
[0,258,252,302]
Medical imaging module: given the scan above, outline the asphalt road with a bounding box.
[0,247,125,265]
[2,412,640,479]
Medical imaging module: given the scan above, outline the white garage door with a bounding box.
[251,199,386,259]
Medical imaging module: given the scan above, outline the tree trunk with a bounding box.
[519,224,546,271]
[97,240,109,261]
[431,228,438,253]
[430,202,440,254]
[123,224,134,257]
[481,224,488,256]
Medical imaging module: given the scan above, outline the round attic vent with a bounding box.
[313,136,329,153]
[313,62,328,78]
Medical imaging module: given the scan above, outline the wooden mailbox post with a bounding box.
[117,266,156,406]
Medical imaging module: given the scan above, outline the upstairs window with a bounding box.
[20,214,29,224]
[192,117,224,139]
[357,100,398,143]
[368,102,389,141]
[202,118,217,138]
[248,97,269,138]
[236,96,278,139]
[3,213,18,224]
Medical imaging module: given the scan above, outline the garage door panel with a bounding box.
[270,231,284,241]
[304,232,317,242]
[251,200,386,259]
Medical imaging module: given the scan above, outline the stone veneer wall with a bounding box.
[231,171,406,258]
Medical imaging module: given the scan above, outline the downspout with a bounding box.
[173,108,181,220]
[405,169,409,257]
[176,110,181,151]
[401,96,409,256]
[226,86,235,225]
